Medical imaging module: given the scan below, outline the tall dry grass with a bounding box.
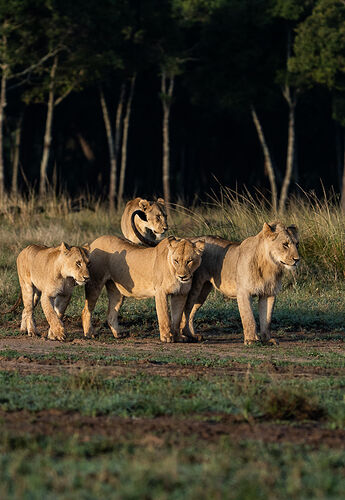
[172,186,345,280]
[0,186,344,307]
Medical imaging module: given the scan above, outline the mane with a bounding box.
[250,237,283,296]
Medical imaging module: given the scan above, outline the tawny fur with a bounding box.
[81,236,204,342]
[17,242,90,341]
[182,222,299,345]
[120,197,168,245]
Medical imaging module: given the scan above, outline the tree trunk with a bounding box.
[251,106,277,213]
[11,113,23,197]
[114,81,125,160]
[0,25,8,203]
[117,74,136,210]
[0,64,7,203]
[161,70,174,213]
[336,123,343,189]
[340,130,345,212]
[279,89,297,213]
[100,88,117,212]
[39,56,58,198]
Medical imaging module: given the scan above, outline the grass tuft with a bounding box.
[260,386,326,421]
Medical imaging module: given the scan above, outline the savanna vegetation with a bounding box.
[1,0,345,210]
[0,191,345,498]
[2,0,345,498]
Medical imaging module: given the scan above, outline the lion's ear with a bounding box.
[60,242,71,254]
[138,199,150,211]
[194,240,205,255]
[287,224,299,241]
[82,243,91,255]
[262,222,275,238]
[167,236,179,248]
[157,198,165,205]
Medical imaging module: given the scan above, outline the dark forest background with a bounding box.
[1,0,345,208]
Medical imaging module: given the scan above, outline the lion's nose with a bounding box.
[293,257,300,264]
[83,276,90,281]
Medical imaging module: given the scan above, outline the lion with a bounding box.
[81,235,205,342]
[181,222,299,345]
[17,242,90,341]
[120,197,168,246]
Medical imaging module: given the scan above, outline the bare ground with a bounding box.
[1,322,345,449]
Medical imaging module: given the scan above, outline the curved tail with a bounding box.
[1,295,22,315]
[131,210,157,247]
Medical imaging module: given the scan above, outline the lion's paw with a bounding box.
[244,338,260,346]
[27,330,38,338]
[268,338,279,346]
[47,328,66,341]
[160,332,174,343]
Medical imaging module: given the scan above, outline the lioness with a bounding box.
[17,242,90,341]
[182,223,299,345]
[81,236,204,342]
[121,197,168,246]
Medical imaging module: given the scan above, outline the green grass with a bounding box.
[2,343,345,370]
[1,370,345,425]
[1,434,345,499]
[1,191,345,498]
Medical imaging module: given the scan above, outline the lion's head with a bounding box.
[262,222,300,269]
[167,237,205,283]
[138,198,168,240]
[59,242,90,285]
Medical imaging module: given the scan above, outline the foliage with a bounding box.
[290,0,345,90]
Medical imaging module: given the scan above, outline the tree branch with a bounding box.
[10,46,63,80]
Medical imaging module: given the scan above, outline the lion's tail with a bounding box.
[1,295,22,315]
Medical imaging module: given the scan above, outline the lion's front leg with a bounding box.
[54,293,72,320]
[105,280,124,338]
[81,280,104,338]
[19,280,38,337]
[170,294,189,342]
[155,291,175,343]
[41,293,65,341]
[258,295,278,345]
[182,279,212,342]
[236,290,259,345]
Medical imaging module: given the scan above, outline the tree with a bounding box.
[289,0,345,208]
[0,0,59,201]
[22,2,88,197]
[185,0,311,211]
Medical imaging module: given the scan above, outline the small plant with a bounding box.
[260,386,325,421]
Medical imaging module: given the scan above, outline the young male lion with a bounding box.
[81,236,204,342]
[120,197,168,246]
[17,242,90,341]
[182,222,299,345]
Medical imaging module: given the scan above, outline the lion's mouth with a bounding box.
[75,279,88,286]
[280,261,298,268]
[178,276,192,283]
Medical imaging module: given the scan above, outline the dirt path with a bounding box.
[1,329,345,449]
[1,330,345,379]
[1,409,344,450]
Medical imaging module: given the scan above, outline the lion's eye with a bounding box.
[174,259,179,264]
[283,242,289,249]
[76,261,81,268]
[156,216,161,221]
[187,259,193,264]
